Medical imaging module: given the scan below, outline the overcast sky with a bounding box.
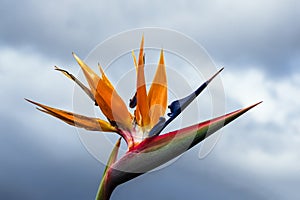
[1,0,300,199]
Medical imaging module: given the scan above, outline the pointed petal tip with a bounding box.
[223,101,263,125]
[54,66,66,71]
[138,35,145,66]
[72,52,82,64]
[221,101,263,128]
[159,49,165,64]
[54,66,67,74]
[140,34,144,46]
[207,67,224,83]
[72,52,79,60]
[246,101,263,110]
[98,62,102,70]
[24,98,36,105]
[25,98,48,110]
[72,52,83,64]
[71,52,77,59]
[36,107,48,113]
[98,63,105,75]
[54,66,65,73]
[25,99,47,111]
[131,50,138,70]
[116,137,122,147]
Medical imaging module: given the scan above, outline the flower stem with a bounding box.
[95,171,116,200]
[95,138,121,200]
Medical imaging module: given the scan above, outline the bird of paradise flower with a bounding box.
[26,35,261,200]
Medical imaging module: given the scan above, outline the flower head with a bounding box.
[26,36,261,200]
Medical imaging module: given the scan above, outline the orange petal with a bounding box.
[72,54,132,129]
[131,50,141,124]
[72,52,100,95]
[148,49,168,127]
[25,99,117,132]
[134,105,141,125]
[96,73,132,129]
[98,64,114,89]
[131,50,138,72]
[136,35,150,127]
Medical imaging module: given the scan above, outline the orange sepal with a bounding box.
[72,53,100,95]
[72,54,132,129]
[95,74,132,130]
[25,99,117,132]
[148,49,168,127]
[136,35,150,128]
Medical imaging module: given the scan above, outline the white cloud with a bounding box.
[223,68,300,126]
[1,0,298,75]
[0,47,77,108]
[0,47,86,157]
[202,67,300,199]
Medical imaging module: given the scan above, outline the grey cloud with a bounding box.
[0,114,103,200]
[1,0,299,76]
[184,0,300,77]
[0,0,141,62]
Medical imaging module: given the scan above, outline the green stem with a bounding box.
[95,138,121,200]
[95,170,116,200]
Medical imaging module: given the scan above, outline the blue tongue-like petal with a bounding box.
[149,67,224,137]
[148,117,166,137]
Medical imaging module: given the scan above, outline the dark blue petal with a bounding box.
[129,92,137,108]
[167,67,224,119]
[149,68,224,137]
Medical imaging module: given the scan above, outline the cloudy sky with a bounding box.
[1,0,300,199]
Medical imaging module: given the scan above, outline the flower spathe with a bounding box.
[26,36,261,200]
